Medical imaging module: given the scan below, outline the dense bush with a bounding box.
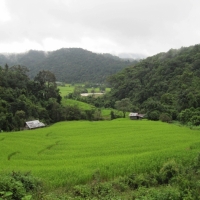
[2,154,200,199]
[41,153,196,199]
[159,113,172,123]
[107,44,200,125]
[178,107,200,126]
[147,110,160,121]
[0,66,62,131]
[0,171,42,200]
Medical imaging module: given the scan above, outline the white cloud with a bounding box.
[0,0,200,56]
[0,0,11,22]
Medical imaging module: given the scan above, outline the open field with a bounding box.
[1,119,200,189]
[61,98,95,110]
[61,98,117,118]
[58,85,111,98]
[59,85,115,117]
[58,85,74,97]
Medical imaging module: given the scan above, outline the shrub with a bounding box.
[159,113,172,123]
[134,186,181,200]
[147,110,160,121]
[191,115,200,126]
[112,176,129,192]
[11,171,41,192]
[73,185,91,198]
[159,160,180,184]
[0,175,26,200]
[0,171,42,200]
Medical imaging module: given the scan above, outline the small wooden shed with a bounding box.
[25,120,45,129]
[129,113,145,120]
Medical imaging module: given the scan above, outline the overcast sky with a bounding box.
[0,0,200,57]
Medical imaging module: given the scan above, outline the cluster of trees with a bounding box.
[105,44,200,124]
[2,44,200,130]
[0,65,62,131]
[0,48,135,83]
[67,84,107,99]
[68,44,200,125]
[0,65,106,131]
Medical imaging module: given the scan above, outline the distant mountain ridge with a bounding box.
[0,48,137,83]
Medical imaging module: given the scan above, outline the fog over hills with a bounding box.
[116,53,147,60]
[0,48,138,83]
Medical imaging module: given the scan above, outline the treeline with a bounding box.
[106,44,200,125]
[0,65,106,131]
[0,65,62,131]
[71,44,200,125]
[0,48,135,83]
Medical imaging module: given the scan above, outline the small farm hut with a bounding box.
[25,120,45,129]
[129,113,145,120]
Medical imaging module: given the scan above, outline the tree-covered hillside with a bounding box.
[0,64,112,131]
[107,44,200,123]
[0,48,135,83]
[0,65,63,131]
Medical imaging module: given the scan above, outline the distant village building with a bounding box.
[129,113,145,120]
[25,120,45,129]
[81,93,104,97]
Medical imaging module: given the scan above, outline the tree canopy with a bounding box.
[0,48,136,83]
[0,65,62,131]
[106,44,200,123]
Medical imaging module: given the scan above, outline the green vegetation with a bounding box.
[62,98,94,110]
[57,85,74,97]
[2,44,200,198]
[0,171,42,200]
[115,98,132,118]
[0,68,112,131]
[106,44,200,126]
[0,120,199,184]
[1,120,200,198]
[0,48,135,83]
[0,66,62,131]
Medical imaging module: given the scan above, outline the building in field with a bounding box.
[129,113,145,120]
[25,120,45,129]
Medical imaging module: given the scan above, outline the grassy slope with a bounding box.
[58,85,110,98]
[58,85,74,98]
[58,85,95,110]
[58,85,114,117]
[61,98,95,110]
[1,119,200,188]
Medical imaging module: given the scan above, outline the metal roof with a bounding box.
[129,113,145,117]
[26,120,45,129]
[129,113,139,117]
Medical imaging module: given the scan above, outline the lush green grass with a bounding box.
[61,97,119,118]
[58,85,110,97]
[1,119,200,188]
[59,85,112,114]
[61,98,95,110]
[87,87,111,93]
[58,85,74,97]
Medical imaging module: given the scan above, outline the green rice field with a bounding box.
[58,85,74,97]
[1,119,200,188]
[58,85,110,98]
[61,98,95,110]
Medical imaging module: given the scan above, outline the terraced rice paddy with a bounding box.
[0,119,200,188]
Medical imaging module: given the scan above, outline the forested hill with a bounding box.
[0,48,135,83]
[108,44,200,122]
